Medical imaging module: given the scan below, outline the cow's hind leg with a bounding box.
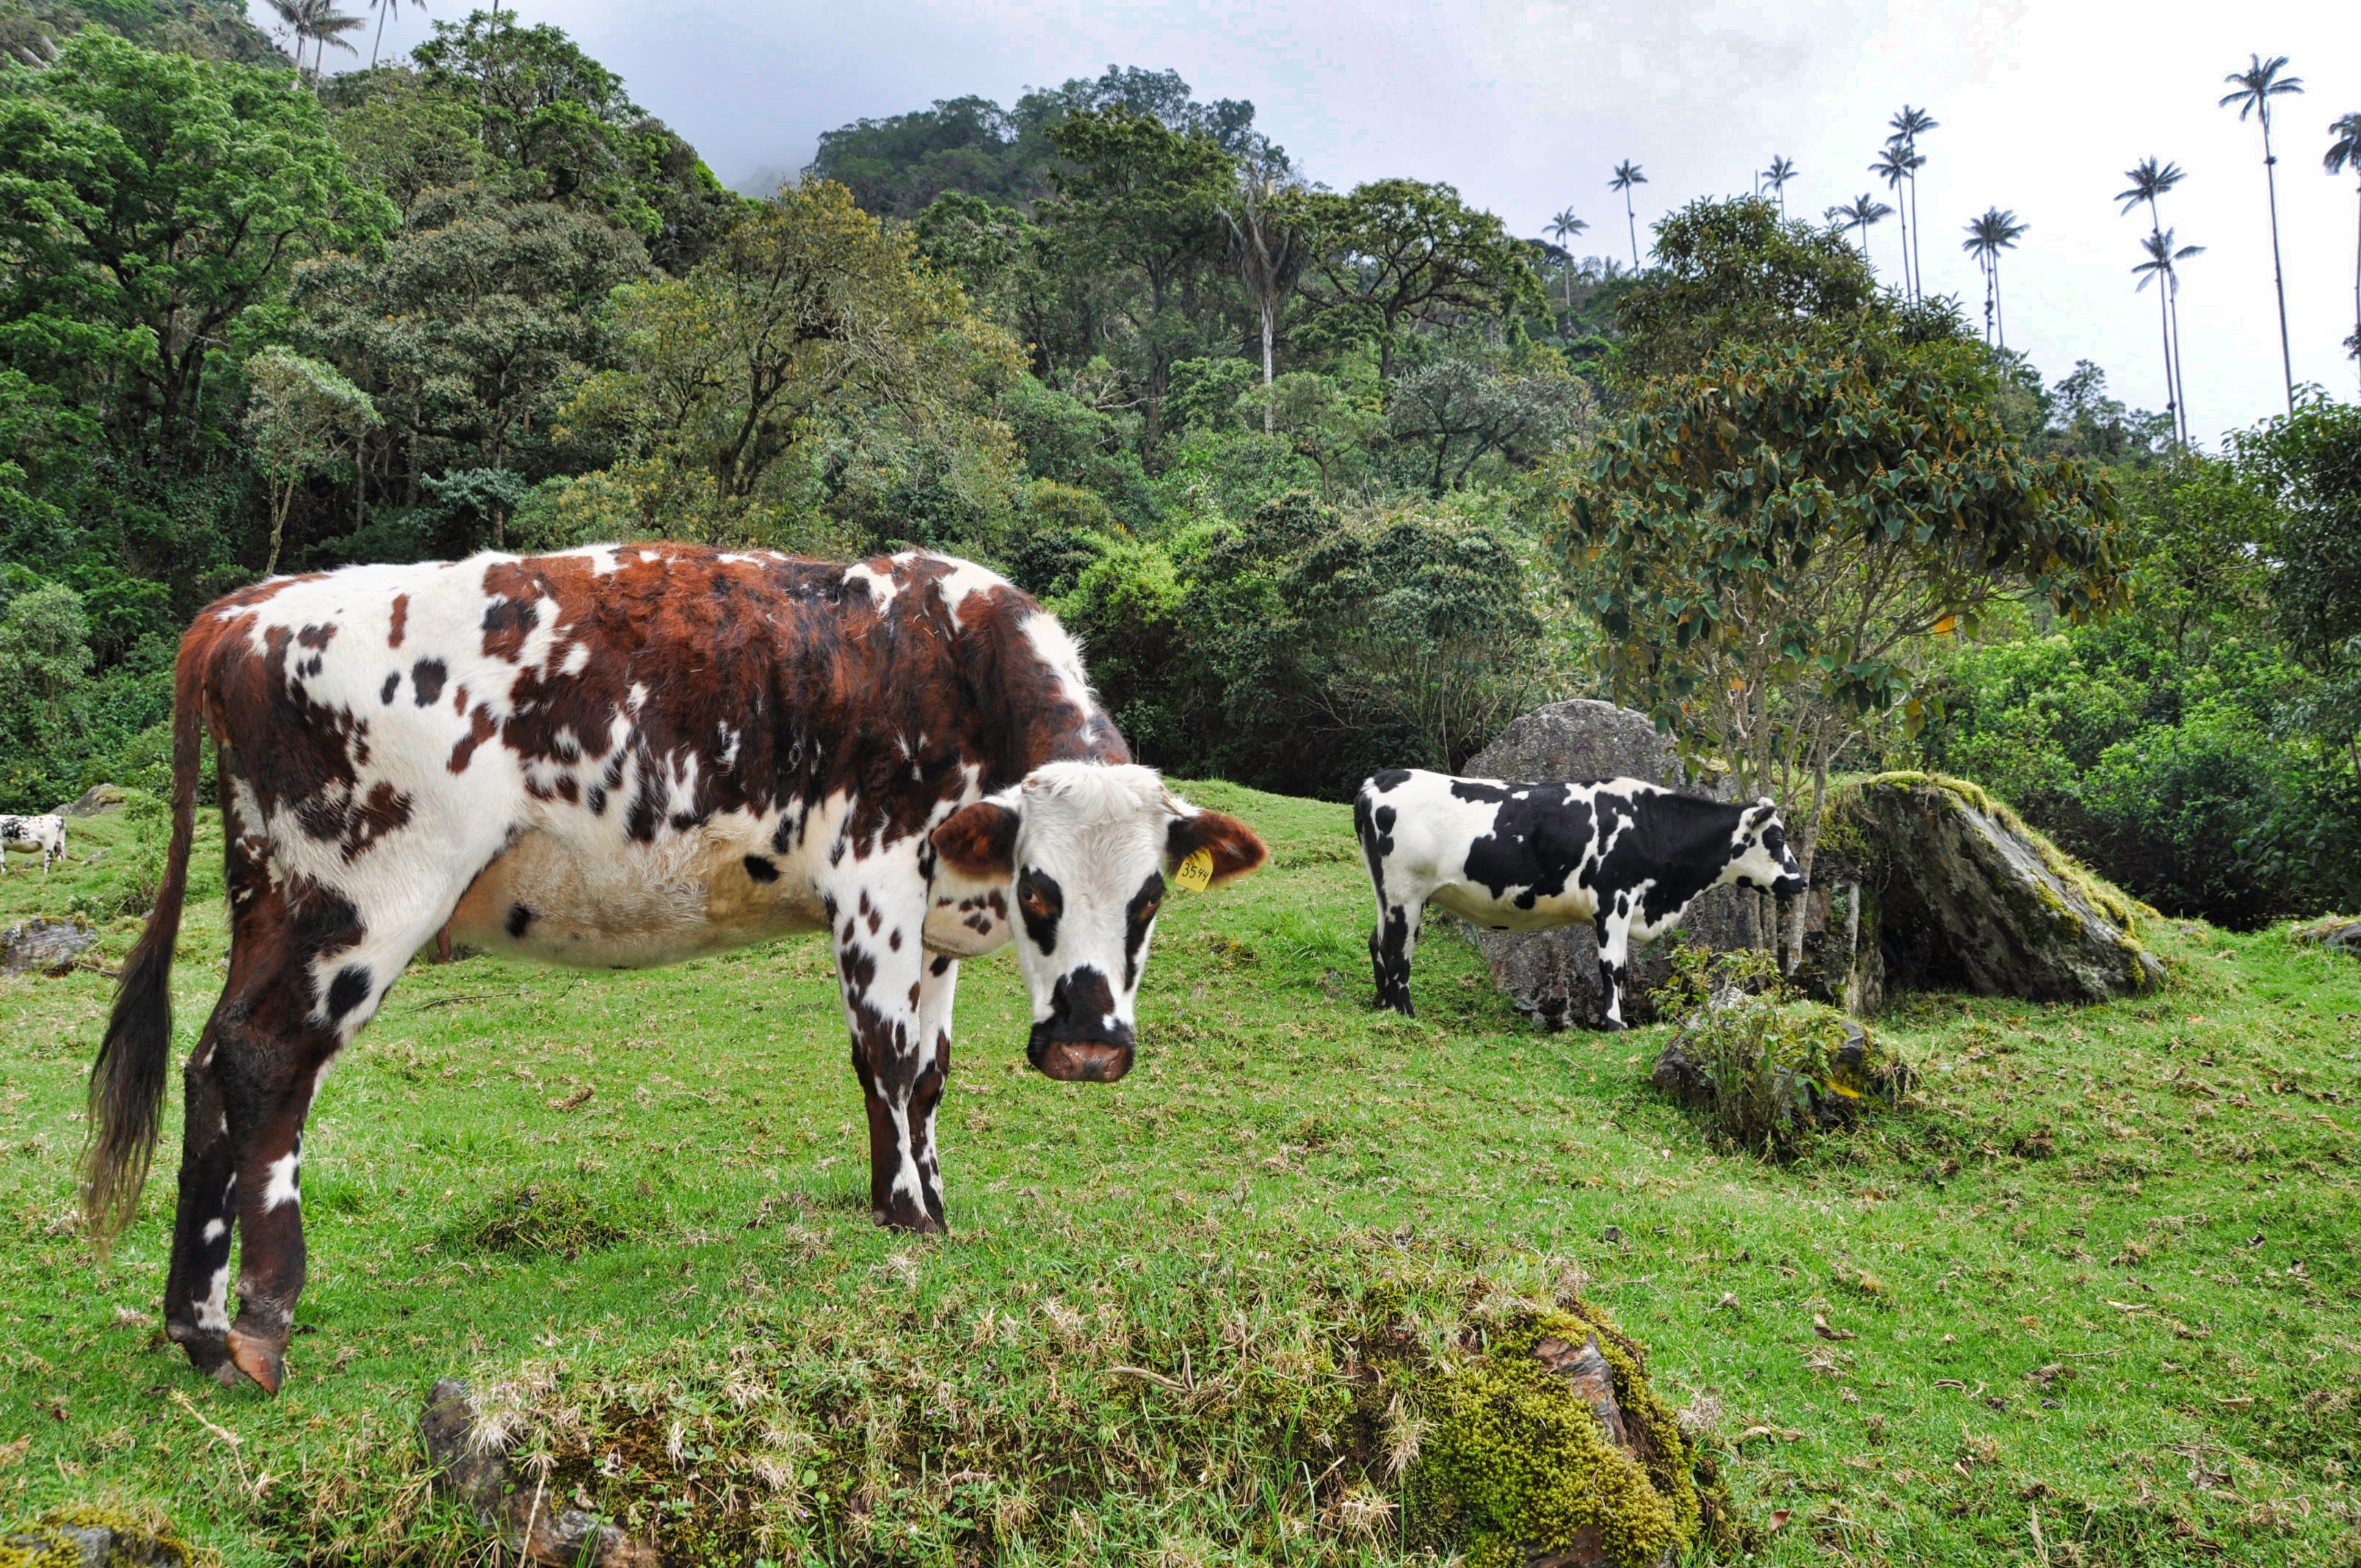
[163,1042,239,1383]
[1370,894,1425,1017]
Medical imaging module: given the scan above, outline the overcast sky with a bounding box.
[340,0,2356,447]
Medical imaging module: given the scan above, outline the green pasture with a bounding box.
[1,787,2359,1565]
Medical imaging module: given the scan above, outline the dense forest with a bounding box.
[0,5,2355,934]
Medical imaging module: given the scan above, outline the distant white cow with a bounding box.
[0,814,65,875]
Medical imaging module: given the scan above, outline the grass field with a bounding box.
[2,784,2360,1566]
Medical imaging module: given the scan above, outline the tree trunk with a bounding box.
[2263,120,2294,413]
[1783,759,1829,976]
[265,479,293,576]
[1261,300,1275,435]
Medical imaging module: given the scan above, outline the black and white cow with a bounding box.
[0,813,65,874]
[81,545,1267,1393]
[1353,769,1806,1028]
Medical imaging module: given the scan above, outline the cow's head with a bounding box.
[1724,799,1808,898]
[929,763,1266,1083]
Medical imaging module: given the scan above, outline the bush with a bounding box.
[1650,949,1913,1158]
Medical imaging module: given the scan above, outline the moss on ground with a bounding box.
[1411,1303,1711,1568]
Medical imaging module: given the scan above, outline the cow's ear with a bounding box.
[932,801,1019,879]
[1166,809,1268,887]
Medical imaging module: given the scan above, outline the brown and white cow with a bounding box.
[81,545,1266,1393]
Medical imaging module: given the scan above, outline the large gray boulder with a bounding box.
[1802,774,2164,1006]
[1460,700,1760,1029]
[2,919,95,976]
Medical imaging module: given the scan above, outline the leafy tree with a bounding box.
[1281,504,1553,775]
[0,32,391,487]
[2242,396,2361,783]
[1297,180,1540,380]
[1563,332,2130,967]
[410,12,737,271]
[291,184,649,555]
[242,346,379,571]
[559,181,1021,544]
[1044,107,1233,446]
[1386,349,1591,495]
[0,574,92,807]
[1611,198,1878,384]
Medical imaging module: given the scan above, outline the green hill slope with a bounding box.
[1,783,2358,1564]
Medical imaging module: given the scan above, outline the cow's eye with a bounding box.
[1018,882,1053,918]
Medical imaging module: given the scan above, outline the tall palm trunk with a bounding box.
[1624,192,1639,269]
[370,1,387,67]
[2261,116,2295,411]
[2144,200,2182,441]
[1908,169,1924,304]
[2351,176,2361,395]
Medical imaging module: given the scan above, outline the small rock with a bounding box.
[2291,918,2361,956]
[0,1520,189,1568]
[55,783,126,819]
[421,1379,655,1568]
[1599,1226,1624,1245]
[3,918,95,976]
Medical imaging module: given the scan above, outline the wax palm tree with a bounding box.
[270,0,362,80]
[1962,207,2027,348]
[1547,208,1589,309]
[1889,106,1938,302]
[2133,231,2204,441]
[1220,173,1310,432]
[1609,161,1647,268]
[1870,144,1920,300]
[2328,112,2361,388]
[366,0,426,68]
[2221,54,2304,413]
[2119,159,2191,441]
[1763,155,1796,219]
[1826,193,1893,274]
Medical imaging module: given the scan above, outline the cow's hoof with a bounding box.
[872,1203,946,1235]
[225,1324,286,1395]
[168,1321,233,1383]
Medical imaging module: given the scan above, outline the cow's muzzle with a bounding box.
[1775,873,1810,899]
[1028,967,1134,1083]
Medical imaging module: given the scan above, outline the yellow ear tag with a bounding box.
[1174,848,1214,892]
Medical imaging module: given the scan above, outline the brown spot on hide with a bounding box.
[449,705,498,774]
[388,594,408,648]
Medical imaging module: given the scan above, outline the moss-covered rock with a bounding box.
[1652,992,1912,1156]
[1802,772,2163,1007]
[2290,915,2361,957]
[0,1509,191,1568]
[1409,1302,1716,1568]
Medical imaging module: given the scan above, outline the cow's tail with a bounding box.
[81,634,207,1246]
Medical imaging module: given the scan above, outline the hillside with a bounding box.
[1,785,2358,1564]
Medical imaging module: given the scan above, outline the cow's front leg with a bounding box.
[1594,910,1634,1031]
[827,870,945,1233]
[1369,895,1425,1017]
